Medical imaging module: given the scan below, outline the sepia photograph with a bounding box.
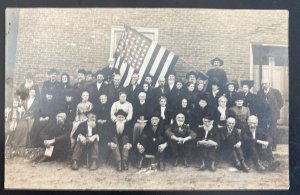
[4,8,289,190]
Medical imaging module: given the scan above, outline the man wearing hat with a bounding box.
[41,68,60,101]
[16,72,40,101]
[206,57,228,93]
[196,113,220,172]
[256,79,283,151]
[228,92,250,130]
[88,70,108,105]
[241,80,257,115]
[101,57,118,84]
[225,80,239,109]
[38,111,71,163]
[61,88,77,123]
[207,79,224,110]
[165,113,196,167]
[71,112,100,171]
[106,109,133,171]
[185,71,198,85]
[136,112,168,171]
[73,69,89,104]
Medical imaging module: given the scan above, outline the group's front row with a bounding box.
[37,107,280,173]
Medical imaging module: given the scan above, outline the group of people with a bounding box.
[5,57,284,173]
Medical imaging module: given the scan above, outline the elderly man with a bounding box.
[136,112,167,171]
[107,74,124,103]
[125,73,141,104]
[219,117,250,172]
[107,110,133,171]
[71,113,100,171]
[166,113,196,167]
[256,79,283,151]
[242,115,280,172]
[196,114,220,172]
[38,111,71,163]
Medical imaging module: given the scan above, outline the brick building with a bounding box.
[5,8,288,124]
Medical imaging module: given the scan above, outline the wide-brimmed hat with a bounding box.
[210,57,224,66]
[226,80,239,90]
[240,80,255,89]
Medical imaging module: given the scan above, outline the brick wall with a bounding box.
[11,8,288,90]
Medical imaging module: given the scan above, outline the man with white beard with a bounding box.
[107,110,133,172]
[71,113,100,171]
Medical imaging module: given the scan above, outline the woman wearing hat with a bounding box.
[224,80,239,109]
[206,57,228,93]
[183,82,198,109]
[241,80,257,115]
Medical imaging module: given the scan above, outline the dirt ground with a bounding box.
[4,144,289,190]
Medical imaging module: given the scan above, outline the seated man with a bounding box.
[136,112,167,171]
[38,111,71,163]
[196,114,220,172]
[219,117,250,172]
[242,115,280,172]
[107,110,132,172]
[71,113,99,171]
[165,113,196,167]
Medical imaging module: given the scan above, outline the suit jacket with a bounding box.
[24,98,40,119]
[154,105,173,125]
[242,126,272,148]
[165,84,177,108]
[243,92,257,115]
[72,121,100,139]
[219,126,241,147]
[104,122,132,144]
[190,105,214,129]
[225,91,237,108]
[107,83,124,103]
[133,101,150,121]
[208,90,224,109]
[152,86,168,106]
[206,68,228,92]
[41,80,60,99]
[256,87,283,120]
[140,122,167,152]
[88,81,108,104]
[166,123,196,139]
[195,126,220,145]
[125,84,141,105]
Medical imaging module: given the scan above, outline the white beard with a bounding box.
[116,121,125,135]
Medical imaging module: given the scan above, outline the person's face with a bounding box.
[262,82,270,90]
[56,114,66,124]
[99,95,107,104]
[78,73,85,81]
[187,84,195,92]
[65,96,73,102]
[158,79,165,87]
[81,92,89,101]
[143,84,149,92]
[62,75,68,83]
[176,115,185,125]
[46,94,53,100]
[248,118,258,129]
[97,74,104,83]
[228,84,235,92]
[235,100,244,107]
[176,82,183,89]
[199,100,207,108]
[116,115,125,122]
[219,99,227,107]
[145,77,152,85]
[203,118,214,127]
[181,99,188,108]
[29,90,36,98]
[13,100,19,107]
[86,74,93,81]
[242,85,249,93]
[160,98,167,107]
[138,93,146,102]
[131,74,139,84]
[119,94,127,103]
[188,75,196,83]
[151,117,160,126]
[197,83,204,91]
[114,76,121,86]
[213,61,221,67]
[212,84,219,91]
[50,73,57,81]
[226,118,236,129]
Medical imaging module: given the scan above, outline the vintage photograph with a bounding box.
[5,8,289,190]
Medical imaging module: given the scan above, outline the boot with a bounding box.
[116,161,122,172]
[241,160,250,172]
[123,160,129,170]
[183,157,190,168]
[137,155,144,169]
[210,160,216,172]
[198,160,206,171]
[90,159,97,170]
[71,160,79,170]
[233,150,241,169]
[173,157,179,167]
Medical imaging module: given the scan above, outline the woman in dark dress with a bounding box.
[191,95,213,129]
[175,98,192,126]
[183,82,198,109]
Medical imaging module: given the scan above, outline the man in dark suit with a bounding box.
[107,74,124,104]
[71,113,100,171]
[206,57,228,93]
[73,69,89,104]
[256,79,283,151]
[38,111,71,163]
[41,68,60,101]
[154,96,173,127]
[165,71,178,109]
[242,115,280,172]
[195,114,220,172]
[166,113,196,167]
[88,70,108,105]
[136,113,168,171]
[124,73,141,105]
[207,81,224,110]
[101,57,118,84]
[241,80,257,115]
[151,77,167,106]
[224,80,239,109]
[219,117,250,172]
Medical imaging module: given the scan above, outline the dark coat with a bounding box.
[213,107,230,127]
[107,83,124,104]
[195,126,220,145]
[104,122,132,144]
[190,105,214,129]
[133,102,151,121]
[41,80,60,100]
[175,106,192,125]
[242,126,272,148]
[125,84,141,105]
[72,121,100,139]
[183,90,198,109]
[208,90,224,109]
[88,81,109,105]
[206,68,228,92]
[151,86,168,106]
[154,105,173,126]
[101,66,118,83]
[228,106,250,129]
[165,84,178,109]
[24,98,40,119]
[62,100,77,122]
[256,88,283,120]
[243,92,257,115]
[219,126,241,148]
[225,91,237,109]
[166,123,197,139]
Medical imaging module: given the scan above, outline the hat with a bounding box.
[165,70,176,79]
[94,70,104,77]
[25,72,33,79]
[85,70,93,76]
[197,71,209,80]
[114,109,128,117]
[78,69,86,75]
[186,71,198,79]
[240,80,254,89]
[226,80,239,90]
[150,111,161,119]
[211,78,220,87]
[196,93,209,103]
[235,92,245,101]
[210,57,224,66]
[203,113,213,121]
[47,68,59,75]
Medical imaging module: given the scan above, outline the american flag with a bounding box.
[113,25,179,87]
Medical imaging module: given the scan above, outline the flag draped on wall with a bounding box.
[113,25,179,87]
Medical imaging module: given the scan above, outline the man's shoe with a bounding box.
[117,161,122,172]
[123,160,129,170]
[71,160,79,170]
[183,158,190,168]
[198,160,206,171]
[159,160,165,171]
[173,157,179,167]
[90,160,97,170]
[234,160,241,170]
[210,161,216,172]
[241,160,250,172]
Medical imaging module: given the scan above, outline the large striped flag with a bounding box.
[113,25,179,87]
